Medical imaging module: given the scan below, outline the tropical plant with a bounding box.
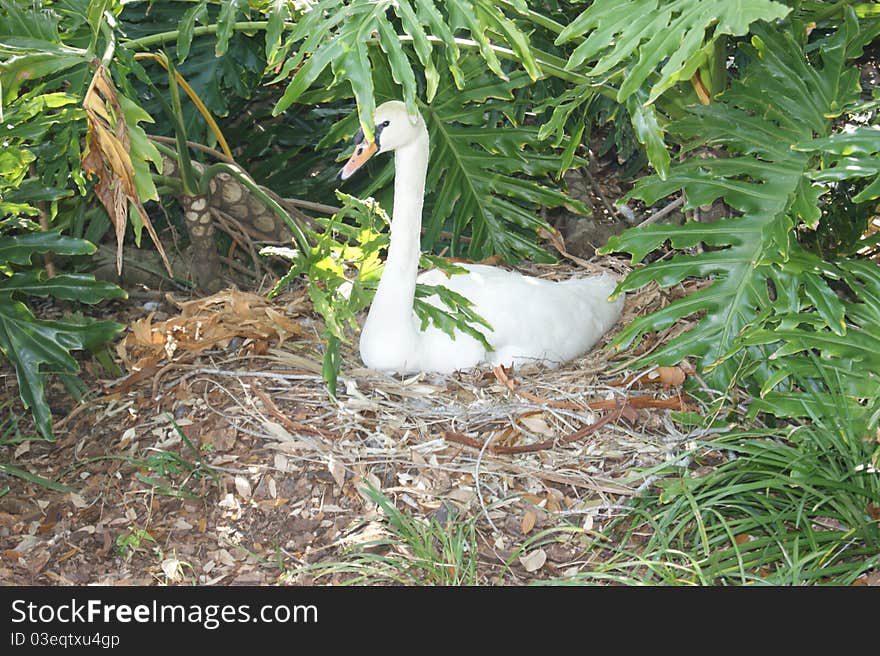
[0,1,130,439]
[0,0,310,436]
[602,10,880,425]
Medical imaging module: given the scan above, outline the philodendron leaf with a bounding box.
[796,126,880,202]
[422,61,588,262]
[0,231,95,266]
[176,0,207,63]
[215,0,246,57]
[270,0,536,139]
[0,272,127,303]
[0,299,123,439]
[557,0,791,103]
[600,18,863,390]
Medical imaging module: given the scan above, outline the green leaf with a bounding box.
[557,0,791,104]
[475,0,541,81]
[626,89,670,179]
[0,272,127,304]
[796,126,880,201]
[0,0,61,42]
[0,147,35,191]
[216,0,246,57]
[0,43,88,97]
[0,232,96,266]
[601,20,863,389]
[177,0,207,63]
[0,298,123,439]
[422,61,586,261]
[414,284,493,351]
[118,94,163,202]
[0,462,75,493]
[271,0,539,125]
[322,335,340,398]
[265,0,290,64]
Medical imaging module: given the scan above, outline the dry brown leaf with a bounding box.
[519,549,547,573]
[613,364,688,388]
[519,415,555,437]
[328,455,346,488]
[117,290,306,371]
[81,66,170,276]
[234,476,252,500]
[521,510,537,535]
[545,488,564,513]
[654,366,687,387]
[25,551,51,576]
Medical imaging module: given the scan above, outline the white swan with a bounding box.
[339,101,624,374]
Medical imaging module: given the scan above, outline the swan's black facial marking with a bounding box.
[353,119,390,149]
[338,118,391,181]
[373,120,391,148]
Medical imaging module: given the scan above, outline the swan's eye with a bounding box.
[380,120,390,128]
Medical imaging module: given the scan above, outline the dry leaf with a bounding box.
[116,290,305,372]
[234,476,252,500]
[161,558,183,582]
[519,549,547,573]
[582,514,594,531]
[447,487,475,504]
[656,366,686,386]
[521,510,537,535]
[519,415,555,437]
[328,455,346,487]
[81,66,170,276]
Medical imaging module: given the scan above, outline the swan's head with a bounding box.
[338,101,425,180]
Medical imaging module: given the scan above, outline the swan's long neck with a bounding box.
[365,129,429,341]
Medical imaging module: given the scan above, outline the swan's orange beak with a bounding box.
[338,138,378,181]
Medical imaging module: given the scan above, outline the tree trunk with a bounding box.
[180,193,224,292]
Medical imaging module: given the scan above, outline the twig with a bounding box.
[475,430,501,533]
[252,385,342,440]
[636,195,685,228]
[281,198,341,216]
[443,403,628,455]
[442,431,484,449]
[491,403,626,454]
[147,134,235,163]
[492,365,695,412]
[210,207,268,279]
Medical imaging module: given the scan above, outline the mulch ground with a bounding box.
[0,257,707,585]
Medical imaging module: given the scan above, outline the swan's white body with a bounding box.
[342,102,624,375]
